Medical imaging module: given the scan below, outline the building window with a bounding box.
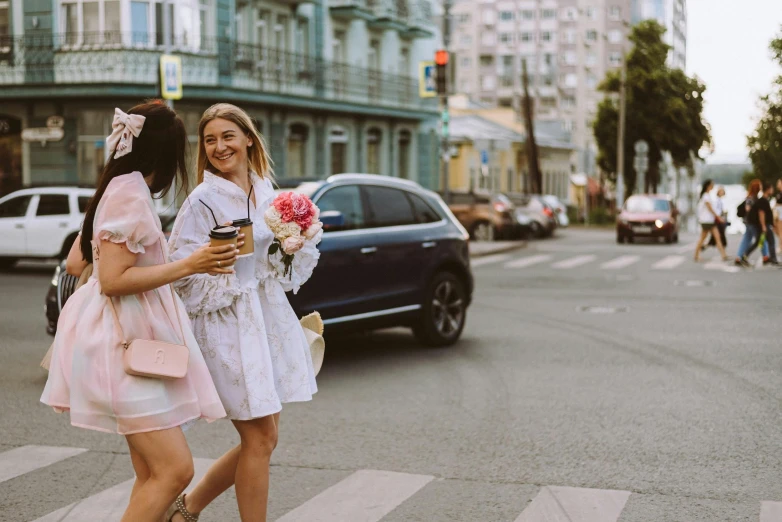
[481,10,495,24]
[562,29,576,44]
[61,0,121,45]
[609,5,621,21]
[460,57,471,68]
[500,75,514,87]
[287,123,309,178]
[399,47,410,75]
[457,13,470,24]
[608,29,622,43]
[521,10,534,20]
[460,35,472,46]
[398,130,412,179]
[0,1,8,40]
[609,51,622,67]
[564,73,577,88]
[332,29,346,62]
[499,11,514,21]
[586,30,598,42]
[586,74,597,89]
[540,9,556,19]
[562,97,576,109]
[563,50,576,65]
[479,55,494,66]
[366,128,382,175]
[481,75,496,90]
[520,32,533,43]
[329,127,348,176]
[562,7,577,21]
[586,6,597,19]
[586,52,597,67]
[499,32,513,44]
[296,16,310,55]
[540,31,554,42]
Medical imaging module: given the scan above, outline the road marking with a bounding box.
[600,255,640,270]
[276,469,434,522]
[674,242,697,254]
[552,255,596,269]
[652,255,685,270]
[32,458,215,522]
[0,445,88,484]
[761,501,782,522]
[514,486,631,522]
[504,254,553,269]
[704,260,741,273]
[471,254,512,267]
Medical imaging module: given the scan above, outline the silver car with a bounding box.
[542,195,570,228]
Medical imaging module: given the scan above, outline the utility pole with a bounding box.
[521,58,541,194]
[162,0,174,110]
[440,0,452,203]
[615,41,627,210]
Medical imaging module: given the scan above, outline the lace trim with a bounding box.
[97,230,145,254]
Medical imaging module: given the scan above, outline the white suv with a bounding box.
[0,187,95,268]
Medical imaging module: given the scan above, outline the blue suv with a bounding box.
[285,174,473,346]
[46,175,473,347]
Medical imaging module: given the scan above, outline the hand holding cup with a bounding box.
[187,243,239,275]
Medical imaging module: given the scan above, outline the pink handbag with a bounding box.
[107,236,189,380]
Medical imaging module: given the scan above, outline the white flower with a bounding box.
[264,207,283,234]
[276,221,301,240]
[304,222,323,240]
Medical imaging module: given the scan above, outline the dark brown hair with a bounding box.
[80,100,189,261]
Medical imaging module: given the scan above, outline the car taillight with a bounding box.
[543,208,554,217]
[493,202,509,213]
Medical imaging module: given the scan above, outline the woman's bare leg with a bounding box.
[233,415,279,522]
[121,427,194,522]
[126,439,151,505]
[712,225,728,259]
[694,229,709,261]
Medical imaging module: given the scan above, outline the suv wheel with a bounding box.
[471,221,494,242]
[0,258,17,270]
[413,272,467,347]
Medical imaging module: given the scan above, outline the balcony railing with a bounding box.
[0,33,433,112]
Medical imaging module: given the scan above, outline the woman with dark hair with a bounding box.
[40,100,232,521]
[735,179,764,267]
[694,179,727,262]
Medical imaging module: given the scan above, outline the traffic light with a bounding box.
[435,50,449,96]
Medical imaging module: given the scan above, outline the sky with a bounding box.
[688,0,782,164]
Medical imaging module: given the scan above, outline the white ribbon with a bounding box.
[106,108,146,159]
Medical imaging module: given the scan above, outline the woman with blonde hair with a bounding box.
[167,103,320,521]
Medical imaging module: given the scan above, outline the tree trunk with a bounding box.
[521,59,542,194]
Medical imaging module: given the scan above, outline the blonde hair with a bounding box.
[196,103,273,184]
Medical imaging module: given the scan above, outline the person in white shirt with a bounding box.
[706,185,728,249]
[695,179,728,262]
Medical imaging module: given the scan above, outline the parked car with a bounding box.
[48,175,474,347]
[0,186,95,269]
[442,191,516,241]
[45,214,176,335]
[505,194,557,238]
[616,194,679,244]
[542,195,570,228]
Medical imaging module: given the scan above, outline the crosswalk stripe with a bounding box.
[504,254,552,269]
[761,501,782,521]
[471,254,512,267]
[275,469,434,522]
[674,242,697,254]
[31,457,215,522]
[0,445,88,484]
[652,255,685,270]
[552,255,596,269]
[600,255,640,270]
[514,486,631,522]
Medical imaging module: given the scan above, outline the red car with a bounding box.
[617,194,679,244]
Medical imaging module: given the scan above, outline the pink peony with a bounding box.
[273,192,296,223]
[291,193,314,231]
[282,235,305,254]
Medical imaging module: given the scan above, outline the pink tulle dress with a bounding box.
[40,172,226,435]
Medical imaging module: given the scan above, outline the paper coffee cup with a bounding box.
[209,225,238,267]
[231,218,255,257]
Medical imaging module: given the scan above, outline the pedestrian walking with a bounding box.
[752,181,779,266]
[167,103,321,522]
[40,101,230,522]
[706,186,728,249]
[735,179,765,267]
[694,179,728,262]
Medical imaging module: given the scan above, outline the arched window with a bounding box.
[398,130,412,179]
[0,115,22,196]
[329,126,348,175]
[286,123,309,178]
[366,127,382,175]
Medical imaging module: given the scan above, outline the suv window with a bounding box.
[408,193,441,224]
[36,195,71,216]
[364,186,416,228]
[78,196,91,213]
[0,195,32,218]
[316,185,365,231]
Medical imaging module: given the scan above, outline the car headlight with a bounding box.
[51,265,61,287]
[655,219,667,228]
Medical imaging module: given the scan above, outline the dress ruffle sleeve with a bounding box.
[267,229,322,294]
[94,174,160,254]
[168,198,243,317]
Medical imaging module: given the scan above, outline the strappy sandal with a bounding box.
[165,494,199,522]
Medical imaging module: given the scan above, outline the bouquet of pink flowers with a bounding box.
[264,192,322,278]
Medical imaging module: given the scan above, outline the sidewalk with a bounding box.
[469,240,527,258]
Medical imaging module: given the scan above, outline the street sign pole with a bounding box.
[634,140,649,194]
[440,0,452,203]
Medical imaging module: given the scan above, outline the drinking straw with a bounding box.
[247,186,254,219]
[199,199,219,228]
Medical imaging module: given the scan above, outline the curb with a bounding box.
[469,241,527,258]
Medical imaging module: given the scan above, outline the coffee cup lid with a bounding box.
[210,225,238,239]
[232,218,253,227]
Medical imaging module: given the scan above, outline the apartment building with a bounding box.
[632,0,686,70]
[0,0,440,197]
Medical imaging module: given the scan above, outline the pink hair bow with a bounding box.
[106,108,146,159]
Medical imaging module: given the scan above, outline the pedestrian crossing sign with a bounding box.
[419,61,436,98]
[160,54,183,100]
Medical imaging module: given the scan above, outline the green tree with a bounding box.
[593,20,711,199]
[747,26,782,186]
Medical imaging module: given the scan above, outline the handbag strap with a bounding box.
[106,235,186,349]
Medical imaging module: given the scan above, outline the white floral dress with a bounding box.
[168,171,320,419]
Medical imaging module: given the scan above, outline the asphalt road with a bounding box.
[0,228,780,522]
